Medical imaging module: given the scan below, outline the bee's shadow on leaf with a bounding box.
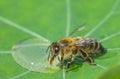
[61,56,84,72]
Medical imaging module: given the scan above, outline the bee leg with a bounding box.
[84,57,96,66]
[66,55,73,70]
[66,49,77,71]
[58,56,64,68]
[58,49,64,69]
[80,49,96,66]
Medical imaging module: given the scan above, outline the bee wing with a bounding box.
[74,38,93,47]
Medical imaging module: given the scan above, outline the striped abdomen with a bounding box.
[74,37,106,56]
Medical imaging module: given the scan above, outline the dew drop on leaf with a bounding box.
[11,38,60,73]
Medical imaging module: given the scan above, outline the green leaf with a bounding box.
[99,64,120,79]
[0,0,120,79]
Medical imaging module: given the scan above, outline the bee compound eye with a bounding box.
[54,46,59,53]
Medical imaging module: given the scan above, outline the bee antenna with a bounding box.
[46,45,50,53]
[46,45,51,60]
[47,50,51,61]
[68,23,87,37]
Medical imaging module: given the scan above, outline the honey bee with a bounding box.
[47,24,106,69]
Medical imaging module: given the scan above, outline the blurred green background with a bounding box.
[0,0,120,79]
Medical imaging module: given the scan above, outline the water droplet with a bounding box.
[12,38,60,73]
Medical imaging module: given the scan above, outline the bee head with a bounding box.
[49,42,60,66]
